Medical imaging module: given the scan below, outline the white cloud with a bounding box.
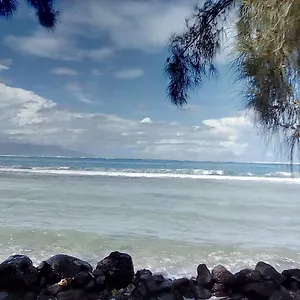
[5,32,115,61]
[140,117,152,124]
[0,81,262,161]
[4,0,198,59]
[51,68,78,76]
[0,64,9,71]
[114,68,144,79]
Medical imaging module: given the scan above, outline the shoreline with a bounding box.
[0,251,299,300]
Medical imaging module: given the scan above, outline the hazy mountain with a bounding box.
[0,142,89,157]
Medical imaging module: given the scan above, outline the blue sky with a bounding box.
[0,0,277,161]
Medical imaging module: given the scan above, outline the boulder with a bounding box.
[0,255,38,290]
[197,264,212,286]
[212,265,235,285]
[71,272,93,288]
[269,288,300,300]
[282,269,300,282]
[171,278,191,295]
[56,290,94,300]
[234,269,262,284]
[41,254,92,279]
[95,251,134,290]
[242,281,279,298]
[194,286,212,299]
[211,283,226,292]
[255,262,285,285]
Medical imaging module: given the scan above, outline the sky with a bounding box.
[0,0,278,161]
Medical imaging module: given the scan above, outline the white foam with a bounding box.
[0,167,299,184]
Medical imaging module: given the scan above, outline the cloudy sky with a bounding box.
[0,0,276,161]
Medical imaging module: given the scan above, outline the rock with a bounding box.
[171,278,190,293]
[96,251,134,290]
[0,292,8,300]
[133,269,152,286]
[23,292,38,300]
[42,254,92,279]
[282,269,300,282]
[71,272,93,288]
[158,292,179,300]
[37,261,60,287]
[131,282,148,300]
[234,269,262,284]
[269,288,300,300]
[243,281,279,298]
[255,262,285,285]
[197,264,212,286]
[211,283,226,292]
[94,275,106,291]
[84,280,96,293]
[0,255,38,290]
[171,278,195,298]
[153,274,165,283]
[46,283,67,296]
[194,286,212,299]
[212,265,235,285]
[56,290,94,300]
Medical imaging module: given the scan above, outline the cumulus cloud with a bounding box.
[5,33,115,61]
[3,0,197,59]
[114,68,144,79]
[0,64,9,71]
[0,82,260,161]
[51,67,78,76]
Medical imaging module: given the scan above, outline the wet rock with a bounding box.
[71,272,93,288]
[194,285,212,299]
[269,288,300,300]
[37,261,60,287]
[153,274,165,283]
[56,290,94,300]
[242,280,279,298]
[158,292,179,300]
[96,251,134,290]
[131,282,148,300]
[211,283,226,292]
[171,278,190,294]
[42,254,92,279]
[212,265,235,285]
[94,275,106,291]
[197,264,212,286]
[23,292,38,300]
[282,269,300,282]
[0,292,8,300]
[171,278,195,298]
[234,269,262,284]
[84,280,96,293]
[46,282,67,296]
[0,255,38,290]
[255,262,285,285]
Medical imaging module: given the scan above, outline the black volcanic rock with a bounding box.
[95,251,134,290]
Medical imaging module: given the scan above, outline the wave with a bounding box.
[0,167,299,183]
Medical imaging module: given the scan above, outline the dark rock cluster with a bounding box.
[0,252,299,300]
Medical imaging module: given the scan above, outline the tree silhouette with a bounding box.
[0,0,58,28]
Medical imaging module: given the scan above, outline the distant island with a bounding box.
[0,142,89,157]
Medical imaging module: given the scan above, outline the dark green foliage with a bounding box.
[0,0,58,28]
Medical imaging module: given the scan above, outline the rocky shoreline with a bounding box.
[0,251,299,300]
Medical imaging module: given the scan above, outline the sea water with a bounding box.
[0,156,299,277]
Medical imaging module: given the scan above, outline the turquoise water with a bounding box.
[0,156,299,277]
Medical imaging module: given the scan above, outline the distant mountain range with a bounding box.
[0,142,89,157]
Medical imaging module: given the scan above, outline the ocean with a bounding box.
[0,156,300,278]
